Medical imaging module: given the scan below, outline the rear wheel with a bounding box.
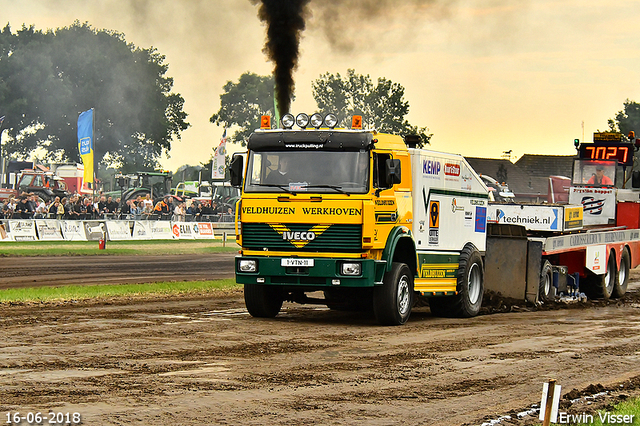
[584,250,616,300]
[612,248,630,298]
[373,262,414,326]
[539,260,554,302]
[429,244,484,318]
[244,284,283,318]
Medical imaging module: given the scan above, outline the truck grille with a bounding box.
[242,223,362,252]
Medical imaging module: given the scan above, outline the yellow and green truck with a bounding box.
[230,114,489,325]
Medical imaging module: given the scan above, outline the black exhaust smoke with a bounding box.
[253,0,311,116]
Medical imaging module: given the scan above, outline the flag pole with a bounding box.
[91,108,95,203]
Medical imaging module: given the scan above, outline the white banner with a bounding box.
[171,222,195,239]
[60,220,88,241]
[106,221,132,241]
[149,221,173,239]
[83,221,106,241]
[35,219,64,241]
[193,222,215,239]
[8,220,37,241]
[569,187,616,226]
[132,221,153,240]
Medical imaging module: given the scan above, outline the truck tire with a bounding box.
[585,250,616,300]
[244,284,283,318]
[539,260,554,302]
[428,244,484,318]
[452,244,484,317]
[612,248,630,298]
[373,262,414,326]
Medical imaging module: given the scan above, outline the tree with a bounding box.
[0,22,189,172]
[312,69,431,146]
[210,72,275,146]
[608,99,640,140]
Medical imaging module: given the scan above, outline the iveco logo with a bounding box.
[283,231,316,241]
[270,224,330,248]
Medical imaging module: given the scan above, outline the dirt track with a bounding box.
[1,266,640,425]
[0,252,236,289]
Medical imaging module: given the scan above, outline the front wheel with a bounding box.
[244,284,283,318]
[612,248,630,298]
[373,263,414,326]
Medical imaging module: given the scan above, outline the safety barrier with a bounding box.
[0,219,236,242]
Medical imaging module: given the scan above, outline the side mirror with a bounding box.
[230,155,244,187]
[633,171,640,188]
[385,159,401,186]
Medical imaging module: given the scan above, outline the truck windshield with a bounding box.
[245,150,369,194]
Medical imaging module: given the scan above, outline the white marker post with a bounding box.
[539,379,562,425]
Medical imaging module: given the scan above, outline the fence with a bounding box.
[0,218,236,242]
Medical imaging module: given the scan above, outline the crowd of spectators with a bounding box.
[0,192,233,222]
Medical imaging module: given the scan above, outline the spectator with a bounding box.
[130,199,142,219]
[106,196,118,216]
[5,198,16,218]
[84,197,97,219]
[142,194,154,217]
[48,199,65,219]
[120,199,132,219]
[153,196,171,220]
[173,201,186,222]
[27,193,38,213]
[69,196,82,220]
[98,195,109,218]
[35,199,48,219]
[15,195,33,219]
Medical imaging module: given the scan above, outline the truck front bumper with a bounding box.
[235,256,386,288]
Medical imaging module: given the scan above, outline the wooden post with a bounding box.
[542,379,557,426]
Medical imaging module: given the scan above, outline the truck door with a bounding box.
[373,152,399,247]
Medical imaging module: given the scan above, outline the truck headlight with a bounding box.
[341,262,362,276]
[238,259,257,273]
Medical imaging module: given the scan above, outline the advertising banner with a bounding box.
[35,219,64,241]
[60,220,88,241]
[193,222,215,239]
[486,204,583,232]
[171,222,195,239]
[569,187,616,226]
[149,221,173,239]
[132,221,153,240]
[83,221,106,241]
[106,221,132,241]
[8,220,37,241]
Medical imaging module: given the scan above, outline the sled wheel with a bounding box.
[612,248,630,298]
[585,250,616,300]
[539,260,554,302]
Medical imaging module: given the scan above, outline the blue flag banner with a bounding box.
[77,109,94,188]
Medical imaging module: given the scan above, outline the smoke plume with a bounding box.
[252,0,311,115]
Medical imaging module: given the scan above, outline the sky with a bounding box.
[1,0,640,172]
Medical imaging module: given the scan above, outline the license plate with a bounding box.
[281,258,314,267]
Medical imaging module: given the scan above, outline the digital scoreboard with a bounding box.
[578,133,635,167]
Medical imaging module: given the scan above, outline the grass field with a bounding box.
[0,279,241,303]
[0,239,239,256]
